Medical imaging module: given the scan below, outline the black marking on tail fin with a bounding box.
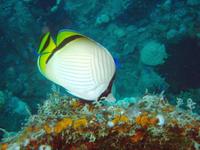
[98,73,116,101]
[46,35,84,64]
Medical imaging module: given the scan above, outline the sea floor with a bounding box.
[0,92,199,150]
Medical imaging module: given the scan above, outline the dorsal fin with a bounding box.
[56,30,81,46]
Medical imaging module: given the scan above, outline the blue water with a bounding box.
[0,0,200,140]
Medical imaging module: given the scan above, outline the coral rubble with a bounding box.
[0,93,199,150]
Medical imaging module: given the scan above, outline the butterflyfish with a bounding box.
[37,30,116,101]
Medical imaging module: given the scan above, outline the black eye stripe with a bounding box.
[40,34,51,53]
[46,35,84,64]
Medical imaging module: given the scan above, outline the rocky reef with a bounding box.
[0,91,199,150]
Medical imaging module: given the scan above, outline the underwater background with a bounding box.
[0,0,200,148]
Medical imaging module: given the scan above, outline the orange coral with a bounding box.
[1,143,8,150]
[44,124,52,134]
[112,124,130,133]
[54,118,73,134]
[54,122,64,134]
[112,115,129,125]
[73,118,88,130]
[135,115,148,127]
[140,115,149,127]
[135,114,158,127]
[62,118,73,127]
[130,131,145,143]
[184,124,193,129]
[149,118,158,125]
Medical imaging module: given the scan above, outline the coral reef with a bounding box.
[140,41,168,66]
[0,92,199,149]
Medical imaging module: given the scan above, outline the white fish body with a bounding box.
[45,38,115,101]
